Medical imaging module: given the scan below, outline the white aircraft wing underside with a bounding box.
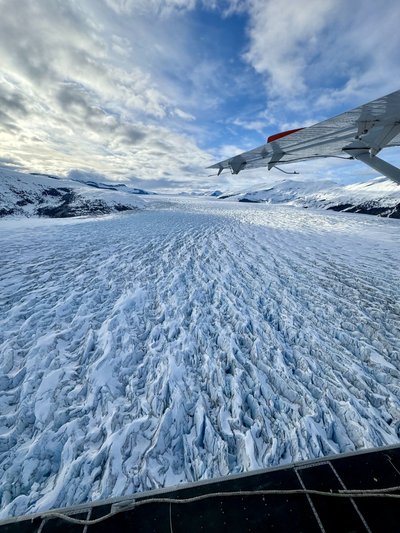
[209,90,400,183]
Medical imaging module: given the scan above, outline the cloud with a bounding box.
[244,0,337,96]
[0,90,28,117]
[0,155,24,170]
[104,0,197,16]
[175,108,196,121]
[0,0,215,189]
[1,0,399,191]
[242,0,400,119]
[67,169,112,183]
[222,0,400,186]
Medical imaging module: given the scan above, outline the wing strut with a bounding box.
[344,149,400,185]
[343,121,400,184]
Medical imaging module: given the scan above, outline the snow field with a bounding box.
[0,199,399,518]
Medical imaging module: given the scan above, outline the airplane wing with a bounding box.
[209,89,400,184]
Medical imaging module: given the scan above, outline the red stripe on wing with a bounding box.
[267,128,304,143]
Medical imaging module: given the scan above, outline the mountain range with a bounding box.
[1,169,399,218]
[0,169,149,218]
[220,177,400,218]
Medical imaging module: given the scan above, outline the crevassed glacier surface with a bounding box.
[0,198,399,518]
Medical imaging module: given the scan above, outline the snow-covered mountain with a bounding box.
[70,176,156,196]
[221,177,400,218]
[178,190,223,198]
[209,190,224,197]
[0,169,146,218]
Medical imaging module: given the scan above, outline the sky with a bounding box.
[1,0,400,192]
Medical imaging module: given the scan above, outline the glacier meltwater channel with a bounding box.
[0,197,399,518]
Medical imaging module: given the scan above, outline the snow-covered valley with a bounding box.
[0,197,399,519]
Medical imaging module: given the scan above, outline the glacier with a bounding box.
[0,196,399,519]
